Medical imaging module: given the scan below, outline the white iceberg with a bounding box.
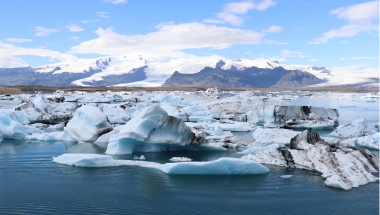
[66,105,112,142]
[329,118,373,138]
[340,132,379,150]
[251,128,300,146]
[169,157,193,162]
[53,154,269,175]
[105,105,200,155]
[0,110,42,139]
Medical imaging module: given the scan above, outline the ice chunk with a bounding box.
[243,129,379,190]
[330,118,373,138]
[106,105,199,155]
[53,154,269,175]
[340,132,379,150]
[284,119,335,130]
[280,175,293,178]
[66,105,112,142]
[169,157,193,162]
[251,128,301,146]
[274,106,339,123]
[214,125,223,135]
[196,92,281,125]
[161,157,269,174]
[7,111,30,125]
[0,110,42,139]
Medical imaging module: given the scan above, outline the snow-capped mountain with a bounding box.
[0,55,378,88]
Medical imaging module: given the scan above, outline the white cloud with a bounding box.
[82,19,100,24]
[310,58,319,62]
[263,39,288,45]
[5,38,33,43]
[70,36,80,40]
[309,37,328,44]
[0,41,78,67]
[281,50,301,58]
[97,11,109,18]
[204,0,276,26]
[70,23,263,56]
[34,26,60,36]
[262,25,283,33]
[349,56,379,60]
[330,1,379,21]
[103,0,127,4]
[309,1,379,44]
[65,24,84,32]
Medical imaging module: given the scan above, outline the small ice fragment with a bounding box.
[169,157,193,162]
[280,175,293,178]
[133,155,145,160]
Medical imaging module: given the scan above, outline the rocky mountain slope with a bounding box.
[163,62,324,88]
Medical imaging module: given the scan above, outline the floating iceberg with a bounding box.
[66,105,112,142]
[169,157,193,162]
[329,118,373,138]
[274,106,339,129]
[53,154,269,175]
[0,110,42,139]
[15,94,73,124]
[196,92,281,124]
[340,132,379,150]
[106,105,202,155]
[243,129,379,190]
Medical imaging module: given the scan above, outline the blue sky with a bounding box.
[0,0,378,70]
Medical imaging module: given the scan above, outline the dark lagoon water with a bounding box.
[0,93,379,214]
[0,139,379,215]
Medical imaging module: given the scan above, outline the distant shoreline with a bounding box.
[0,85,378,95]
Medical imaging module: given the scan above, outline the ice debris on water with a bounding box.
[280,175,293,178]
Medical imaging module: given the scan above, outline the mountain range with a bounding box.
[0,55,377,88]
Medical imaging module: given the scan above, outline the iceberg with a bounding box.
[195,91,281,124]
[15,94,74,124]
[0,110,42,139]
[340,132,379,150]
[53,154,269,175]
[243,129,379,190]
[251,128,300,146]
[105,105,202,155]
[66,105,112,142]
[169,157,193,162]
[274,106,339,123]
[273,106,338,129]
[329,118,373,138]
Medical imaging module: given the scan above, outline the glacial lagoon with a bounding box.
[0,91,378,214]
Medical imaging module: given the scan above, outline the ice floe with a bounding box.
[53,154,269,174]
[242,129,379,190]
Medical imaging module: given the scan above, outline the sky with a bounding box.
[0,0,378,71]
